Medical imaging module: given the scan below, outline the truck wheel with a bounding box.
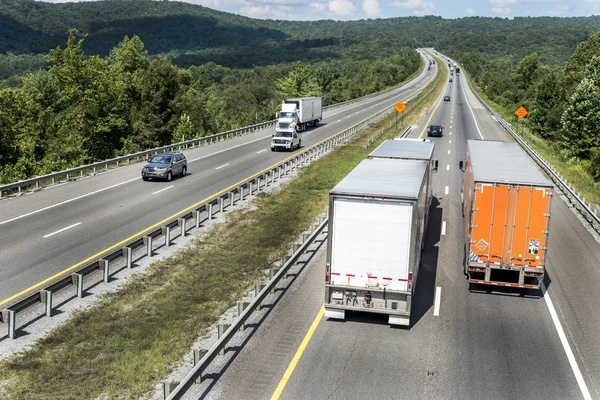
[314,120,319,127]
[463,245,468,276]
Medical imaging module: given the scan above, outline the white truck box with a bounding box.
[276,97,322,133]
[324,159,429,326]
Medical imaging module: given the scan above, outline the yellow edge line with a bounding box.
[271,306,324,400]
[0,81,427,308]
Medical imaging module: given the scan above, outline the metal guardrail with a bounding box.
[164,216,328,400]
[0,86,415,340]
[459,62,600,232]
[0,59,428,199]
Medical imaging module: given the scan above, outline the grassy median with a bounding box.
[0,64,445,400]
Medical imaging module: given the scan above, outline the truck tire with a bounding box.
[314,119,319,127]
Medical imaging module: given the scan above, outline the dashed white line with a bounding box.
[433,286,442,316]
[448,150,451,155]
[445,185,449,195]
[449,132,452,135]
[449,140,451,144]
[0,177,140,226]
[543,283,592,400]
[44,222,82,238]
[460,74,485,140]
[257,149,267,154]
[215,163,230,170]
[446,164,450,171]
[441,221,447,235]
[152,185,174,195]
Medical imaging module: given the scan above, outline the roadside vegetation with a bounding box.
[0,58,445,400]
[444,31,600,209]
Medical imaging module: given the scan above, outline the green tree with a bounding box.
[172,114,195,143]
[512,53,540,92]
[560,56,600,160]
[276,62,321,98]
[529,70,564,140]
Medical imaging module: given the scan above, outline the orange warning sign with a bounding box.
[515,106,528,119]
[394,101,406,113]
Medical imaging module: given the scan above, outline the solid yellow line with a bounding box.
[271,306,324,400]
[0,82,426,308]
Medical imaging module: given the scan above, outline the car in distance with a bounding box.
[142,152,187,181]
[427,124,444,137]
[444,96,451,102]
[449,77,453,82]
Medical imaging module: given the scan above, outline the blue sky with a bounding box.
[37,0,600,21]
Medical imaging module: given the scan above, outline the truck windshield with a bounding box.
[280,112,295,119]
[274,132,293,138]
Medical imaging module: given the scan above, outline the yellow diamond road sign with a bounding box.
[394,101,406,113]
[515,106,528,119]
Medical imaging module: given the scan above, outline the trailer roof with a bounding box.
[369,139,434,161]
[285,97,321,101]
[467,140,553,186]
[331,159,427,199]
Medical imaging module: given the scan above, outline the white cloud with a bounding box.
[489,0,517,5]
[466,7,475,15]
[309,1,328,11]
[240,3,295,17]
[328,0,356,16]
[390,0,435,14]
[544,5,571,14]
[492,6,512,13]
[362,0,381,16]
[184,0,223,8]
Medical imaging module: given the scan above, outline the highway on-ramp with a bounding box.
[0,54,436,307]
[200,56,600,400]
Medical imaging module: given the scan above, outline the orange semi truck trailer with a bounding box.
[461,140,553,289]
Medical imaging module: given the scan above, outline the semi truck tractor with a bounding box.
[276,97,322,133]
[324,158,430,326]
[460,140,553,289]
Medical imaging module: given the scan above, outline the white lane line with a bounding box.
[446,164,450,171]
[449,132,452,135]
[445,186,449,195]
[441,221,446,235]
[450,125,453,129]
[460,75,485,140]
[44,222,82,238]
[256,149,267,154]
[0,177,140,226]
[152,185,174,195]
[336,119,342,123]
[188,135,271,163]
[448,150,451,155]
[449,140,452,144]
[215,163,230,170]
[543,283,592,400]
[433,286,442,316]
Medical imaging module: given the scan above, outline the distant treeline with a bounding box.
[0,31,420,183]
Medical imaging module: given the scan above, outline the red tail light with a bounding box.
[408,273,413,281]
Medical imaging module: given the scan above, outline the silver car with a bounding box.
[142,152,187,181]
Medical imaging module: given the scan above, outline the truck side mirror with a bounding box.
[459,161,464,171]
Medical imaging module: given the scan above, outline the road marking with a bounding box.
[152,185,173,195]
[441,220,446,235]
[0,81,427,307]
[189,135,272,163]
[336,119,342,123]
[0,177,140,226]
[44,222,82,238]
[445,186,449,195]
[446,164,450,171]
[271,306,324,400]
[449,140,451,144]
[257,149,267,154]
[450,125,452,129]
[460,74,485,140]
[543,283,592,400]
[448,150,451,155]
[449,132,452,135]
[215,163,230,170]
[433,286,442,316]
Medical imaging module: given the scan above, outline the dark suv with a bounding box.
[142,152,187,181]
[444,96,451,102]
[427,124,444,137]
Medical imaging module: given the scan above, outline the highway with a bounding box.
[201,56,600,400]
[0,54,437,306]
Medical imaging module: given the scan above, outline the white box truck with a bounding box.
[324,158,430,326]
[276,97,322,133]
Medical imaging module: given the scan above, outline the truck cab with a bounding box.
[276,104,300,133]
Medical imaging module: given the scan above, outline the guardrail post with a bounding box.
[194,210,202,228]
[41,290,53,317]
[239,185,244,201]
[208,202,213,220]
[143,236,153,257]
[99,259,110,283]
[163,382,179,399]
[72,273,84,298]
[178,218,187,237]
[162,227,171,247]
[218,324,230,355]
[193,349,208,383]
[4,310,16,339]
[220,196,225,213]
[228,191,234,208]
[122,247,133,269]
[249,181,254,196]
